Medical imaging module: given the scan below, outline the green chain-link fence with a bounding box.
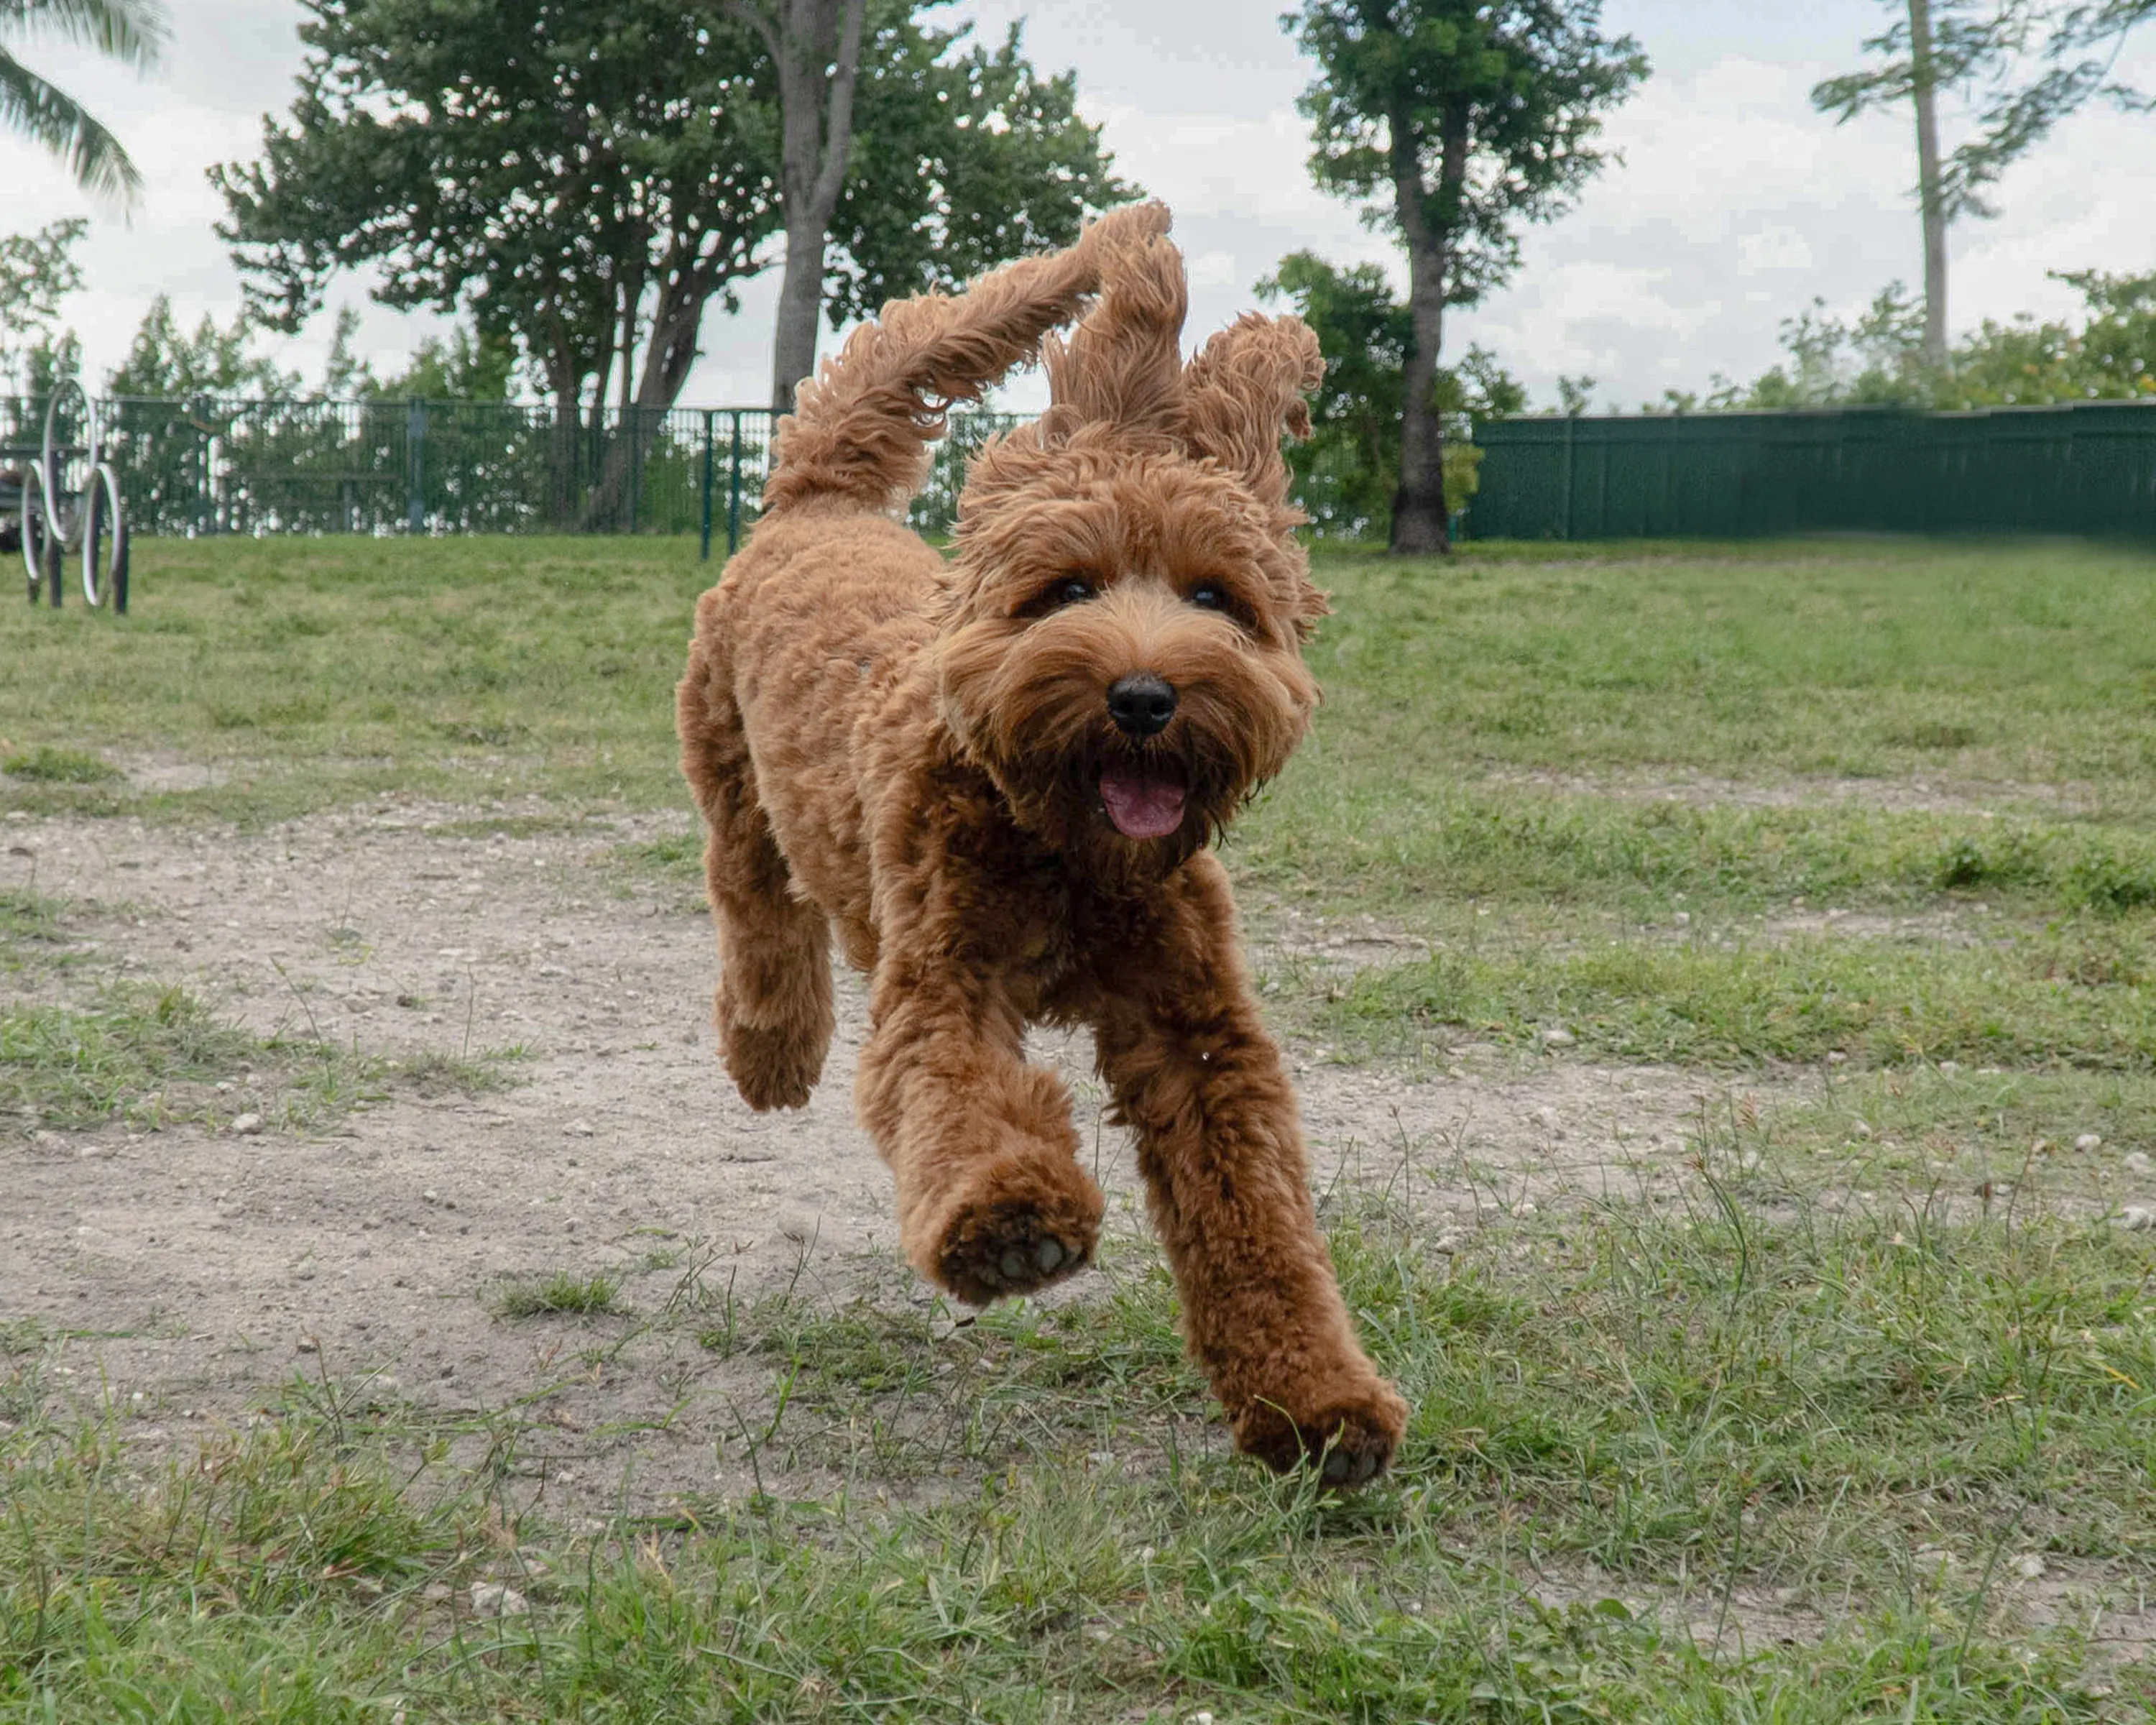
[0,395,1033,556]
[3,392,1394,555]
[1466,400,2156,540]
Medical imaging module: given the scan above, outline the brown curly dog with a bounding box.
[676,203,1408,1486]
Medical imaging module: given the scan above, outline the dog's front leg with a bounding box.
[854,887,1104,1306]
[1089,857,1407,1485]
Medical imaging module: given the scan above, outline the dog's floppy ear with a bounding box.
[1179,313,1325,511]
[1041,224,1188,435]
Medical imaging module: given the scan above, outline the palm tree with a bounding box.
[0,0,168,204]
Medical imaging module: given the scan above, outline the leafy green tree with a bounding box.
[104,295,298,398]
[216,0,769,443]
[1812,2,2024,367]
[1258,249,1522,540]
[1815,2,2153,369]
[1283,0,1646,555]
[216,0,1127,435]
[1718,272,2155,410]
[1945,4,2152,199]
[0,0,166,202]
[366,326,520,402]
[824,9,1132,341]
[0,217,85,395]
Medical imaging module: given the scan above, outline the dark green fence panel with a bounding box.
[1468,401,2156,540]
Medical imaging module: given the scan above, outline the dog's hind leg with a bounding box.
[677,632,834,1110]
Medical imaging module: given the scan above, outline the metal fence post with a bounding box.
[1560,413,1576,540]
[405,399,426,534]
[700,410,715,560]
[726,410,744,556]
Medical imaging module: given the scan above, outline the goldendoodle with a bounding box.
[676,204,1407,1484]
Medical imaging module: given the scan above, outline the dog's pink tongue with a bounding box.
[1100,764,1187,840]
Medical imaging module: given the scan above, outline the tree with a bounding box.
[1701,270,2154,410]
[1815,2,2154,369]
[820,9,1132,338]
[1812,2,2019,367]
[216,0,1127,445]
[0,0,166,203]
[1257,249,1521,539]
[104,295,298,398]
[726,0,867,410]
[0,217,85,395]
[740,0,1130,408]
[216,0,774,450]
[1948,2,2153,193]
[1284,0,1646,555]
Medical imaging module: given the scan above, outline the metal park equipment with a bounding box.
[4,380,129,610]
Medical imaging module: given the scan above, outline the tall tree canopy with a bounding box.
[215,0,1128,423]
[0,0,166,203]
[1815,1,2153,368]
[1257,250,1522,541]
[1283,0,1646,555]
[216,0,773,433]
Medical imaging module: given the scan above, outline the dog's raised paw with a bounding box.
[719,1018,825,1112]
[934,1199,1094,1306]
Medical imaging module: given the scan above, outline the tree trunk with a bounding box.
[1909,0,1949,367]
[770,208,831,413]
[545,340,581,529]
[741,0,869,413]
[1388,107,1467,556]
[579,260,729,528]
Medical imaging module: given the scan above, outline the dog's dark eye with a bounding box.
[1049,578,1095,609]
[1188,584,1229,611]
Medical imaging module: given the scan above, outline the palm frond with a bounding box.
[0,45,144,201]
[0,0,169,73]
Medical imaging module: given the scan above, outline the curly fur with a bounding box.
[676,204,1407,1484]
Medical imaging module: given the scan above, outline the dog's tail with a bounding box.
[760,203,1172,518]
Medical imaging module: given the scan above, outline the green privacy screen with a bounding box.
[1466,401,2156,540]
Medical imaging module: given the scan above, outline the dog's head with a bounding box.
[937,226,1328,880]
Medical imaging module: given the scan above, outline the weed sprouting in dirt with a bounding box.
[488,1271,627,1319]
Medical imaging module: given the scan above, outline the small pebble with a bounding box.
[231,1113,264,1136]
[2118,1206,2155,1232]
[2012,1553,2047,1581]
[563,1120,594,1138]
[469,1583,528,1616]
[2074,1133,2103,1153]
[2124,1151,2151,1176]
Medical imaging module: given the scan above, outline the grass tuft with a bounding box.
[1,744,120,784]
[488,1270,625,1319]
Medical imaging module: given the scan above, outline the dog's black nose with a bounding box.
[1106,673,1177,738]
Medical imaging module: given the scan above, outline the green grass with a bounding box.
[1284,538,2156,788]
[0,744,122,784]
[0,535,715,823]
[6,1175,2150,1719]
[14,533,2156,1712]
[1310,915,2156,1070]
[487,1270,627,1319]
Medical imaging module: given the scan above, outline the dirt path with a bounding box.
[3,802,1736,1508]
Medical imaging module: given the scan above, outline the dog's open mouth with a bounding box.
[1097,758,1189,840]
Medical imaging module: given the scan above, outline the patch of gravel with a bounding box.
[2,803,1745,1510]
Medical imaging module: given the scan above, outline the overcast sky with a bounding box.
[3,0,2151,412]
